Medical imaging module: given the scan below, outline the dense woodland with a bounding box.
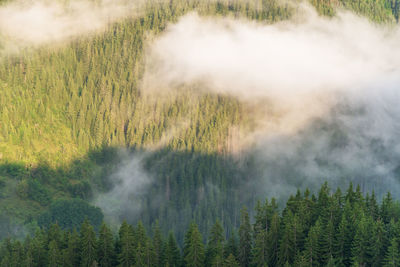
[2,184,400,266]
[0,0,400,263]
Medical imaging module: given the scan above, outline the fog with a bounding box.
[0,0,141,54]
[93,152,153,226]
[146,5,400,198]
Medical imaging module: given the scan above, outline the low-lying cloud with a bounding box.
[0,0,140,54]
[146,6,400,198]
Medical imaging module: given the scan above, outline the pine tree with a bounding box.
[64,229,81,267]
[97,222,115,267]
[152,222,165,267]
[334,201,354,266]
[373,219,387,266]
[383,238,400,267]
[224,254,240,267]
[351,215,376,266]
[206,220,225,266]
[239,207,252,267]
[251,229,268,267]
[48,240,62,267]
[224,232,238,260]
[165,231,181,267]
[303,219,322,267]
[319,219,335,264]
[118,220,135,267]
[266,213,280,266]
[80,219,98,267]
[184,222,205,267]
[278,211,303,266]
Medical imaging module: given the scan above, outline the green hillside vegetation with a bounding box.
[2,184,400,267]
[0,0,399,245]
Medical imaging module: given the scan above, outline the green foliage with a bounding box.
[97,222,116,267]
[37,199,103,230]
[80,219,98,267]
[27,179,51,205]
[3,184,400,266]
[184,222,205,267]
[0,1,399,265]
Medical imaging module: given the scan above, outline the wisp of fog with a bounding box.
[94,152,152,226]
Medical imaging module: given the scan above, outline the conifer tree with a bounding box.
[152,222,165,267]
[118,220,135,267]
[239,207,252,267]
[206,220,225,266]
[351,215,376,266]
[80,219,98,267]
[303,219,322,267]
[383,238,400,267]
[267,213,280,267]
[97,222,115,267]
[165,231,181,267]
[184,222,205,267]
[48,240,62,267]
[224,254,240,267]
[251,229,268,267]
[224,232,238,260]
[64,229,81,267]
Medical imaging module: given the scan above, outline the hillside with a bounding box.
[0,0,399,249]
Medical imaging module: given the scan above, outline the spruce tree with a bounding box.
[351,215,376,266]
[152,222,165,267]
[97,222,115,267]
[184,222,205,267]
[224,254,240,267]
[206,220,225,266]
[80,219,98,267]
[165,231,181,267]
[267,213,280,267]
[251,229,268,267]
[239,207,252,267]
[118,220,135,267]
[383,238,400,267]
[48,240,62,267]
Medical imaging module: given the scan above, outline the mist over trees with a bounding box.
[0,0,400,265]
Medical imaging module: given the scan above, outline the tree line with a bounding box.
[2,183,400,266]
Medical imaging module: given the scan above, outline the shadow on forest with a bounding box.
[2,101,400,243]
[0,146,259,243]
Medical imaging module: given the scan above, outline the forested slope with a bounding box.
[0,0,399,246]
[2,184,400,267]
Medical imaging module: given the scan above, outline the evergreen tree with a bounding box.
[239,207,252,267]
[383,238,400,267]
[184,222,205,267]
[334,201,354,266]
[152,222,165,267]
[206,220,225,266]
[64,229,81,267]
[165,231,181,267]
[224,232,239,260]
[351,215,376,266]
[80,219,98,267]
[97,222,115,267]
[303,219,322,267]
[278,211,303,266]
[48,240,62,267]
[118,221,135,267]
[251,229,268,267]
[266,213,280,267]
[224,254,240,267]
